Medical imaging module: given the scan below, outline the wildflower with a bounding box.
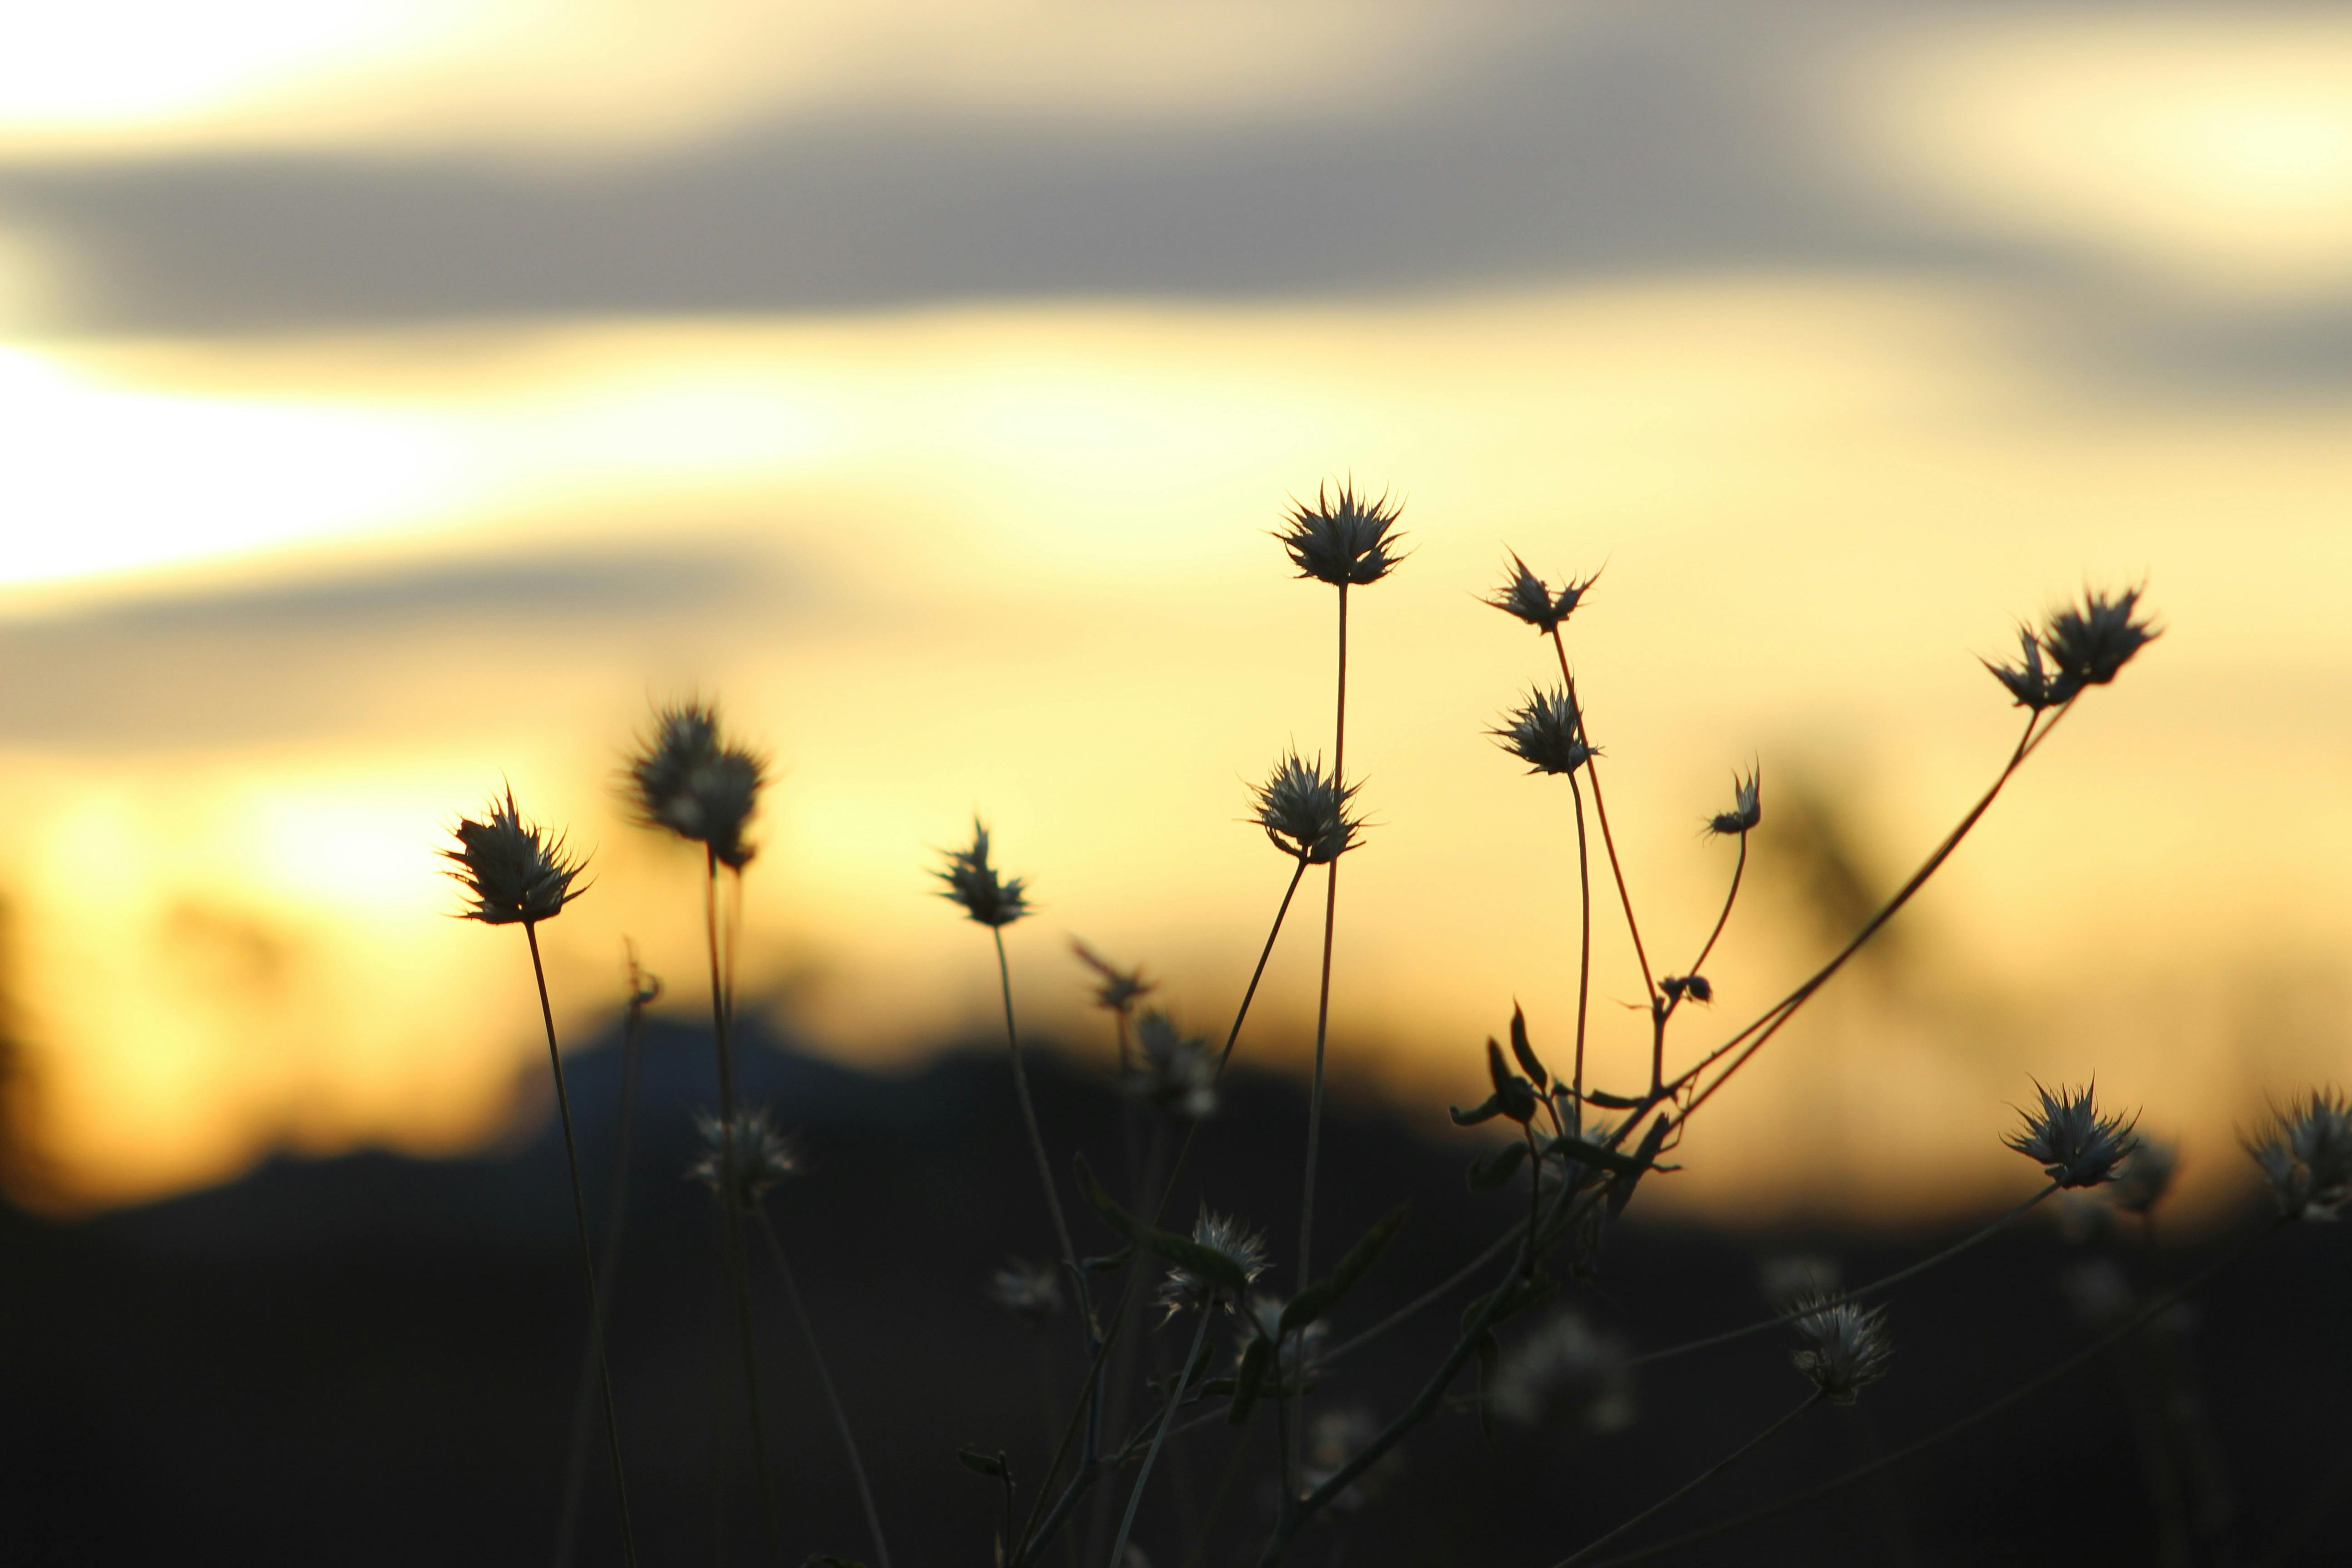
[441,788,587,926]
[1277,481,1405,587]
[627,701,765,867]
[1660,974,1712,1005]
[1707,768,1761,836]
[2006,1081,2139,1188]
[1155,1208,1268,1320]
[987,1257,1063,1327]
[1789,1298,1892,1405]
[2247,1089,2352,1220]
[2108,1136,2177,1216]
[1491,1311,1638,1433]
[1493,688,1592,777]
[1486,553,1599,635]
[1983,625,2052,711]
[1251,751,1363,864]
[1238,1293,1329,1386]
[2042,586,2159,702]
[1124,1010,1218,1119]
[688,1106,799,1210]
[1071,939,1154,1015]
[935,818,1030,927]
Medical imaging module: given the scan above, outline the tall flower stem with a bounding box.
[1014,867,1306,1567]
[553,967,654,1568]
[1567,773,1593,1120]
[993,927,1085,1287]
[1107,1306,1217,1568]
[757,1213,893,1568]
[523,922,639,1568]
[1294,578,1350,1475]
[705,850,784,1566]
[1548,629,1656,1001]
[1550,1393,1823,1567]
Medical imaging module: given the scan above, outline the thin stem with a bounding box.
[1107,1307,1217,1568]
[706,852,783,1567]
[1568,773,1593,1120]
[1320,1218,1526,1367]
[757,1213,893,1568]
[1632,1181,2059,1367]
[1179,1406,1261,1568]
[1684,833,1747,989]
[1549,1394,1823,1568]
[1014,867,1306,1566]
[523,923,640,1568]
[1579,1219,2283,1568]
[553,966,654,1568]
[1549,628,1654,1003]
[1294,578,1350,1477]
[994,926,1084,1287]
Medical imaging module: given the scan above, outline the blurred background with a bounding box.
[5,0,2350,1218]
[5,3,2352,1565]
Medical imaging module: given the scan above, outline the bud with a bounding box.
[2005,1081,2139,1189]
[1789,1298,1892,1405]
[1276,481,1405,587]
[1493,687,1592,777]
[441,788,587,926]
[936,818,1030,927]
[1485,552,1598,635]
[1251,750,1363,864]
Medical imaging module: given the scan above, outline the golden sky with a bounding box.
[3,2,2349,1220]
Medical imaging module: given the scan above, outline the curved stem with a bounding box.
[1568,773,1593,1121]
[994,926,1083,1286]
[1550,1393,1823,1567]
[1320,1219,1526,1367]
[1550,628,1653,1003]
[1107,1307,1216,1568]
[757,1214,892,1568]
[1632,1181,2059,1367]
[1579,1219,2282,1568]
[524,923,639,1568]
[1221,860,1310,1072]
[1686,833,1747,985]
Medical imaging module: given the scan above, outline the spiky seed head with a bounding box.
[2246,1088,2352,1221]
[1984,624,2053,710]
[1125,1010,1218,1120]
[1493,687,1592,777]
[2006,1081,2140,1188]
[1237,1293,1329,1385]
[687,1106,799,1209]
[988,1257,1063,1327]
[1071,939,1154,1015]
[627,701,765,867]
[1486,553,1599,636]
[441,788,587,926]
[1276,481,1405,588]
[1251,751,1363,864]
[1707,768,1762,836]
[1155,1208,1268,1320]
[1789,1298,1893,1405]
[2041,586,2159,702]
[1491,1310,1639,1432]
[936,818,1030,927]
[2108,1136,2178,1216]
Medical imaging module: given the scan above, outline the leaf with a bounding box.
[956,1446,1008,1479]
[1467,1141,1531,1192]
[1608,1114,1675,1220]
[1282,1203,1410,1333]
[1080,1246,1135,1273]
[1577,1088,1646,1110]
[1228,1337,1272,1424]
[1487,1037,1515,1097]
[1544,1136,1644,1179]
[1509,1004,1548,1089]
[1450,1093,1507,1127]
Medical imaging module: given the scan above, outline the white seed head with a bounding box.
[1789,1298,1893,1405]
[2247,1088,2352,1221]
[687,1106,799,1209]
[2006,1081,2140,1189]
[1493,687,1592,777]
[1491,1310,1638,1433]
[1277,481,1405,588]
[1251,750,1363,864]
[1155,1207,1268,1320]
[1124,1010,1218,1120]
[441,787,587,926]
[935,818,1030,927]
[988,1256,1063,1327]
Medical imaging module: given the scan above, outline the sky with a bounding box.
[2,0,2350,1218]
